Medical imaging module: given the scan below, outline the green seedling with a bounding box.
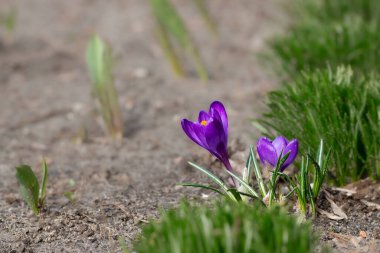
[0,8,16,33]
[280,140,331,218]
[86,34,124,139]
[155,22,185,77]
[16,161,48,214]
[149,0,208,81]
[64,179,76,202]
[192,0,218,35]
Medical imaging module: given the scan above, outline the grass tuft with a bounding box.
[256,66,380,185]
[132,200,327,253]
[268,15,380,77]
[292,0,380,25]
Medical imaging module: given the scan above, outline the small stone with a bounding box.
[88,237,97,243]
[85,230,94,237]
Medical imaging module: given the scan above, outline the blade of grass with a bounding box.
[39,160,48,206]
[155,22,185,77]
[225,170,259,198]
[188,162,237,200]
[250,146,267,197]
[16,165,40,214]
[178,183,225,196]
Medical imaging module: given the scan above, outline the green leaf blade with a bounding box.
[39,160,48,206]
[187,162,237,201]
[178,183,225,196]
[225,170,259,198]
[16,165,40,214]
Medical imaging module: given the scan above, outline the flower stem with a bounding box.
[224,159,237,188]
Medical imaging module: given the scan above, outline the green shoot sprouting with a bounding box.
[311,139,332,199]
[0,8,17,33]
[64,179,77,202]
[280,140,331,217]
[86,34,124,139]
[16,160,48,214]
[149,0,208,81]
[268,152,290,207]
[192,0,218,36]
[155,21,185,77]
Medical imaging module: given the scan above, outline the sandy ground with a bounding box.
[0,0,378,252]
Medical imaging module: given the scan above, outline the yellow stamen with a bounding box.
[201,120,207,126]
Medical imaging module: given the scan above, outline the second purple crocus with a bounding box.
[181,101,233,172]
[257,136,298,171]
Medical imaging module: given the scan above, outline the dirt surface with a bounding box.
[0,1,378,252]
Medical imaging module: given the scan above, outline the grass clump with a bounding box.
[132,200,325,253]
[257,66,380,185]
[293,0,380,24]
[268,15,380,77]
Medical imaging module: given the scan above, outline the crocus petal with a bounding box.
[181,119,208,150]
[209,101,228,134]
[257,137,277,167]
[204,118,228,159]
[280,139,299,171]
[198,110,211,122]
[181,101,232,173]
[272,136,288,157]
[191,123,209,149]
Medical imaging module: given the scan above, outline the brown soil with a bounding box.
[0,1,378,252]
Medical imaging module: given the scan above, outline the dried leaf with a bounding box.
[317,208,345,220]
[323,190,348,219]
[331,187,356,196]
[325,196,348,219]
[328,232,360,248]
[361,200,380,210]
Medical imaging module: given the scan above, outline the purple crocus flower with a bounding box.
[181,101,233,172]
[257,136,298,171]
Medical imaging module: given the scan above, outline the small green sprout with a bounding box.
[64,179,76,202]
[0,8,17,33]
[149,0,208,81]
[86,34,124,139]
[192,0,218,36]
[280,140,332,217]
[16,161,48,214]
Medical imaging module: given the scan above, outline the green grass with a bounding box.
[292,0,380,24]
[132,200,327,253]
[268,15,380,77]
[256,66,380,185]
